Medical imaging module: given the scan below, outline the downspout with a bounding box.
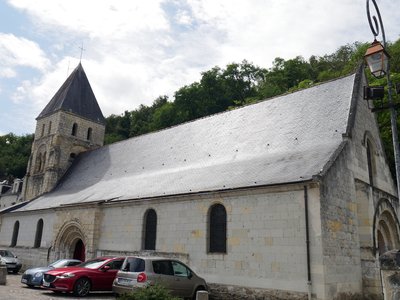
[304,185,312,300]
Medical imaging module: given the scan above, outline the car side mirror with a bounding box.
[188,272,193,279]
[102,265,111,272]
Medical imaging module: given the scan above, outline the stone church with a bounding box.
[0,63,399,299]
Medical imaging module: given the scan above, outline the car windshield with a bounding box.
[0,250,14,257]
[78,258,107,269]
[49,260,69,268]
[48,259,62,268]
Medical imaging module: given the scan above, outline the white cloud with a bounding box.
[0,67,16,78]
[3,0,400,135]
[5,0,225,119]
[11,80,32,103]
[12,58,77,109]
[0,33,50,71]
[185,0,369,66]
[175,9,193,25]
[9,0,169,38]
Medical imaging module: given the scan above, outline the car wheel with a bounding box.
[73,278,91,297]
[27,284,34,288]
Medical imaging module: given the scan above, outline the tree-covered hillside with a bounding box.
[0,133,33,182]
[1,38,400,182]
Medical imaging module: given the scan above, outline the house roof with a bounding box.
[16,73,357,212]
[36,63,105,124]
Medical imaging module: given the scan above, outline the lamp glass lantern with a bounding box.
[364,40,390,78]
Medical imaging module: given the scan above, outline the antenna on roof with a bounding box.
[79,43,85,62]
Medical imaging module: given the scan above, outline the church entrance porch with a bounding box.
[53,220,87,261]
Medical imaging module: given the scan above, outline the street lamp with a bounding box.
[364,0,400,198]
[365,40,390,78]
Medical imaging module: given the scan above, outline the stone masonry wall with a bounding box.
[35,111,105,147]
[349,71,397,297]
[24,111,105,200]
[0,184,322,299]
[319,143,363,299]
[0,210,55,270]
[96,184,323,298]
[317,72,398,299]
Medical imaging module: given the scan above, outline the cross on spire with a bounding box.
[79,43,85,62]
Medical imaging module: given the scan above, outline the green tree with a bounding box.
[150,102,178,130]
[0,133,33,181]
[221,60,264,106]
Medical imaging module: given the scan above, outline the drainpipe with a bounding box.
[304,186,312,300]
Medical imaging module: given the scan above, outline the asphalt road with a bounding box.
[0,273,116,300]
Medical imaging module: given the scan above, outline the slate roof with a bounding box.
[36,63,105,124]
[16,73,357,212]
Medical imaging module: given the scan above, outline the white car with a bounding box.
[0,250,22,273]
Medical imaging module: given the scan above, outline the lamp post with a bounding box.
[365,0,400,198]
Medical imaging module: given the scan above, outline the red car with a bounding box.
[42,256,124,297]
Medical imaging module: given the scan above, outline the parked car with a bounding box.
[112,256,208,300]
[21,259,82,287]
[0,249,22,274]
[42,256,124,297]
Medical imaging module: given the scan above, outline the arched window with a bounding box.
[41,123,45,137]
[48,121,52,135]
[143,209,157,250]
[366,140,376,186]
[41,152,46,172]
[34,219,44,248]
[209,204,227,253]
[87,127,92,141]
[35,145,46,174]
[11,221,20,247]
[72,123,78,136]
[35,153,42,173]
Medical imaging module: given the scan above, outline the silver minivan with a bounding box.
[112,256,208,299]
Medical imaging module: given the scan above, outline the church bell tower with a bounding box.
[23,63,106,201]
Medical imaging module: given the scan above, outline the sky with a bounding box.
[0,0,399,136]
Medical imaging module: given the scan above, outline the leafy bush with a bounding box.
[117,284,182,300]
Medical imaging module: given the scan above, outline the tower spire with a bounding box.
[22,63,105,201]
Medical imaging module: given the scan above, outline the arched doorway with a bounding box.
[376,211,398,255]
[373,199,400,256]
[54,221,87,261]
[73,239,86,261]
